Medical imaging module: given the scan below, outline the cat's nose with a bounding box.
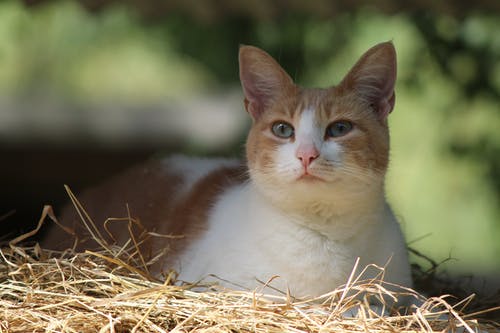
[296,145,319,168]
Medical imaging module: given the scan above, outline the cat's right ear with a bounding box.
[239,45,294,119]
[339,41,397,120]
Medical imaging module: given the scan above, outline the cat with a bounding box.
[42,41,413,299]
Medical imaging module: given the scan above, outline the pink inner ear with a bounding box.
[239,46,294,119]
[240,72,269,118]
[341,42,397,119]
[379,91,396,119]
[376,91,395,119]
[356,61,396,119]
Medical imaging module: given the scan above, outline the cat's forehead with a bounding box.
[269,87,356,123]
[297,88,333,110]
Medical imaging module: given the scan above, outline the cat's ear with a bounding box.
[339,41,397,119]
[239,45,294,119]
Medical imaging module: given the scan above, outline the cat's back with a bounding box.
[43,155,247,258]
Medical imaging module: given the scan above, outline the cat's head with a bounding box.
[239,42,397,212]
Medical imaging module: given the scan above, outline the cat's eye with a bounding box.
[325,120,353,138]
[271,121,294,139]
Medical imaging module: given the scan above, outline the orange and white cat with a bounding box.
[44,41,412,298]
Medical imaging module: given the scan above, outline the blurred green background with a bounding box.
[0,1,499,282]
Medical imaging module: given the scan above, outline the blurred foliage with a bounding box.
[0,1,215,103]
[23,0,500,22]
[1,1,499,272]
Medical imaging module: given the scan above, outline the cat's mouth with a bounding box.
[296,172,325,182]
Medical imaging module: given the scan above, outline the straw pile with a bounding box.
[1,206,499,332]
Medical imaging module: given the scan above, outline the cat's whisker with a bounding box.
[334,167,379,184]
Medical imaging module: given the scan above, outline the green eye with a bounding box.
[326,120,353,138]
[271,121,294,138]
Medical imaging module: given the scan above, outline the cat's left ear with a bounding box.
[339,41,397,119]
[239,45,295,119]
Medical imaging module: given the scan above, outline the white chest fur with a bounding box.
[175,183,412,298]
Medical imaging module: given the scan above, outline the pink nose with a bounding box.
[296,145,319,168]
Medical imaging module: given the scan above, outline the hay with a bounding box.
[1,206,499,332]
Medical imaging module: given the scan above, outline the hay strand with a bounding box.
[2,243,498,332]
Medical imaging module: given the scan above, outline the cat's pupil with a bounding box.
[326,121,353,138]
[272,122,294,138]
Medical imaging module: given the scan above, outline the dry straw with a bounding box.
[1,204,499,332]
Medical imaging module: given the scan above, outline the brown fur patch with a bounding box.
[43,159,248,275]
[42,159,184,251]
